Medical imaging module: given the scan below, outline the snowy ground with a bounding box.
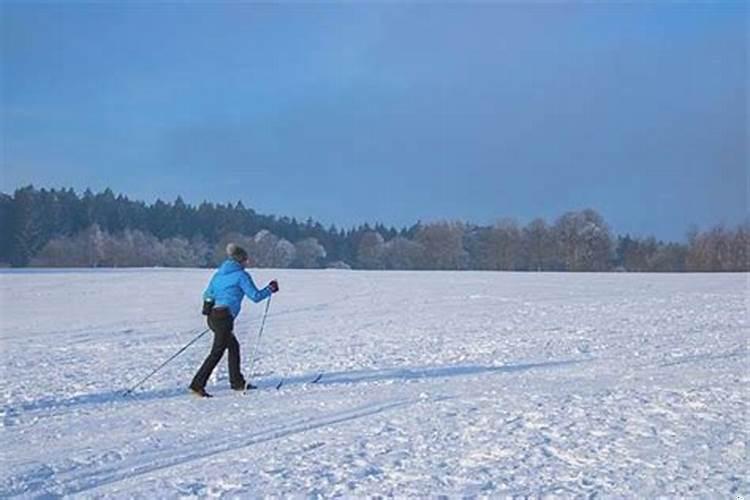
[0,269,747,498]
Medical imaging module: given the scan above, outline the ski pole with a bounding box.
[247,296,272,383]
[123,328,210,396]
[275,334,293,390]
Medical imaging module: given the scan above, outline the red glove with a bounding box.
[268,280,279,293]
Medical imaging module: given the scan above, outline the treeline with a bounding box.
[1,186,747,271]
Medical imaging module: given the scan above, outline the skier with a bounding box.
[189,243,279,397]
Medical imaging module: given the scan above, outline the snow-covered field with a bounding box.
[1,269,747,497]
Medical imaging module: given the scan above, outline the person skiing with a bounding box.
[189,243,279,397]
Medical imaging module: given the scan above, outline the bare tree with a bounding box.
[31,235,89,267]
[687,223,749,272]
[730,221,750,271]
[522,218,554,271]
[490,219,522,270]
[649,242,687,272]
[415,222,468,270]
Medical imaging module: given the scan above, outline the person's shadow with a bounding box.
[3,357,590,426]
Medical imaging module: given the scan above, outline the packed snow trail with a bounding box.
[1,269,747,497]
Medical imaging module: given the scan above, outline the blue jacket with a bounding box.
[203,259,271,318]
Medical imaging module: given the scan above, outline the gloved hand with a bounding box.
[201,298,214,316]
[268,280,279,293]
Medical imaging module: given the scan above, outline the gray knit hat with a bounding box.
[226,243,249,263]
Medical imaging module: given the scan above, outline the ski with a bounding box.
[192,373,324,397]
[242,381,258,395]
[274,373,323,391]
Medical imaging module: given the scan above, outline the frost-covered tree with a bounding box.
[553,210,613,271]
[106,229,164,267]
[86,224,107,267]
[274,238,296,268]
[251,230,280,268]
[10,184,741,272]
[294,237,326,268]
[250,230,296,268]
[357,231,386,269]
[163,237,202,267]
[189,235,213,268]
[384,236,425,270]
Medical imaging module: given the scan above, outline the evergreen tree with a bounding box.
[10,186,46,266]
[0,193,14,264]
[4,185,739,271]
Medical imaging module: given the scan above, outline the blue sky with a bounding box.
[2,2,747,240]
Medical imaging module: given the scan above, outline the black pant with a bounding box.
[190,309,245,389]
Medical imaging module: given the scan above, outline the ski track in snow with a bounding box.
[0,269,747,497]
